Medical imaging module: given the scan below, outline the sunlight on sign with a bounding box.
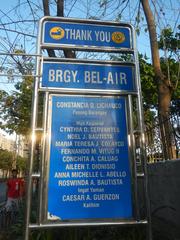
[31,132,36,143]
[128,134,131,147]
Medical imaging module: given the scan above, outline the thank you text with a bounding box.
[43,21,131,49]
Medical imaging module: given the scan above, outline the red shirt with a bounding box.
[7,178,23,198]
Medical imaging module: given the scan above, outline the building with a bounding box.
[0,131,29,158]
[0,132,15,152]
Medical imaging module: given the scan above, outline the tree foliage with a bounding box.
[0,149,26,171]
[0,76,33,135]
[0,149,12,170]
[139,54,156,109]
[158,27,180,104]
[158,26,180,56]
[0,46,178,136]
[16,154,27,172]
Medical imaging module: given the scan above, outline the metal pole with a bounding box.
[28,220,148,229]
[38,91,49,222]
[133,27,152,240]
[24,20,42,240]
[128,95,140,220]
[24,77,39,240]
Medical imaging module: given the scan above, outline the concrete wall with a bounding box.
[148,159,180,240]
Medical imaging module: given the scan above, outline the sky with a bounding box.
[0,0,179,93]
[0,1,179,76]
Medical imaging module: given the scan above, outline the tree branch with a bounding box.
[57,0,64,16]
[140,0,163,80]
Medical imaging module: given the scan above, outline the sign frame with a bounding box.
[40,58,136,94]
[40,16,134,52]
[42,94,136,224]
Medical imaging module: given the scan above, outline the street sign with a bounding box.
[41,61,135,92]
[25,16,151,240]
[41,18,132,50]
[47,95,132,220]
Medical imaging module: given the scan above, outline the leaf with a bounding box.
[136,28,140,36]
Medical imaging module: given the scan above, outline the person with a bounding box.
[5,169,24,212]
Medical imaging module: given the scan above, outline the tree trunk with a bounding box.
[42,0,76,58]
[57,0,64,16]
[140,0,174,159]
[56,0,76,58]
[42,0,56,57]
[42,0,50,15]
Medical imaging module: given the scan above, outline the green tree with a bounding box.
[16,155,27,172]
[140,0,179,159]
[0,149,13,170]
[0,148,27,172]
[98,0,179,159]
[0,76,33,135]
[158,27,180,109]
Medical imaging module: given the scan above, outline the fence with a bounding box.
[0,204,19,229]
[145,112,180,163]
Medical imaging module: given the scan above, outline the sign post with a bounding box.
[25,16,151,240]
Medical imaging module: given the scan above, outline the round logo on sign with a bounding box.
[111,32,125,44]
[50,27,65,40]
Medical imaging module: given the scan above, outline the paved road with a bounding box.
[0,181,6,206]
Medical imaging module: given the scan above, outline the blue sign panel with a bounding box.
[43,21,131,49]
[42,62,135,91]
[47,95,132,220]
